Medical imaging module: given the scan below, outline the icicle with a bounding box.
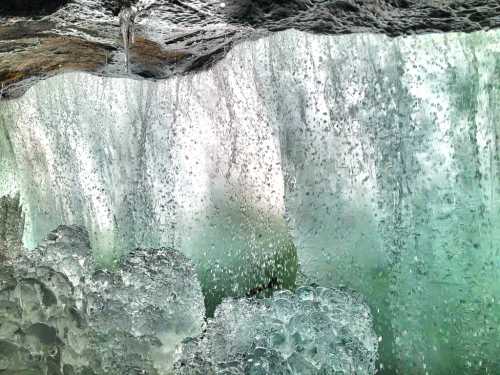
[119,6,137,73]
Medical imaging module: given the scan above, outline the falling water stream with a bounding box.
[1,29,500,374]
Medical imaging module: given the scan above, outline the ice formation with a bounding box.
[32,226,95,305]
[0,225,205,374]
[86,247,205,374]
[0,259,95,374]
[175,286,378,375]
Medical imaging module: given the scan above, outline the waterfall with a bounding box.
[1,29,500,373]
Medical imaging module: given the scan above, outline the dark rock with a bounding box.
[0,194,24,261]
[0,0,69,17]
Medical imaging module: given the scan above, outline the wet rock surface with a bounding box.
[175,286,378,375]
[0,225,205,374]
[0,194,24,262]
[1,0,500,98]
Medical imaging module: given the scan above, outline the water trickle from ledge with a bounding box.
[119,6,138,73]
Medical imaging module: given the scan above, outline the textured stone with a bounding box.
[0,194,24,261]
[1,0,500,98]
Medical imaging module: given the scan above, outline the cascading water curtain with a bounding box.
[1,29,500,373]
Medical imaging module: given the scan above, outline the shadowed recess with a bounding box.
[0,0,69,17]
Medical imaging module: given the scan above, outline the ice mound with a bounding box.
[30,225,95,311]
[87,247,205,374]
[0,262,95,374]
[34,225,95,285]
[175,286,378,375]
[0,225,205,375]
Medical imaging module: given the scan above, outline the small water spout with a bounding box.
[119,6,137,73]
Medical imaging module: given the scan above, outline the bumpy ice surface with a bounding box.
[0,225,205,375]
[175,286,378,375]
[87,246,206,374]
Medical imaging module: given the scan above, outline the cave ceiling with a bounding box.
[1,0,499,99]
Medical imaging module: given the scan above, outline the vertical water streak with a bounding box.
[119,6,137,73]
